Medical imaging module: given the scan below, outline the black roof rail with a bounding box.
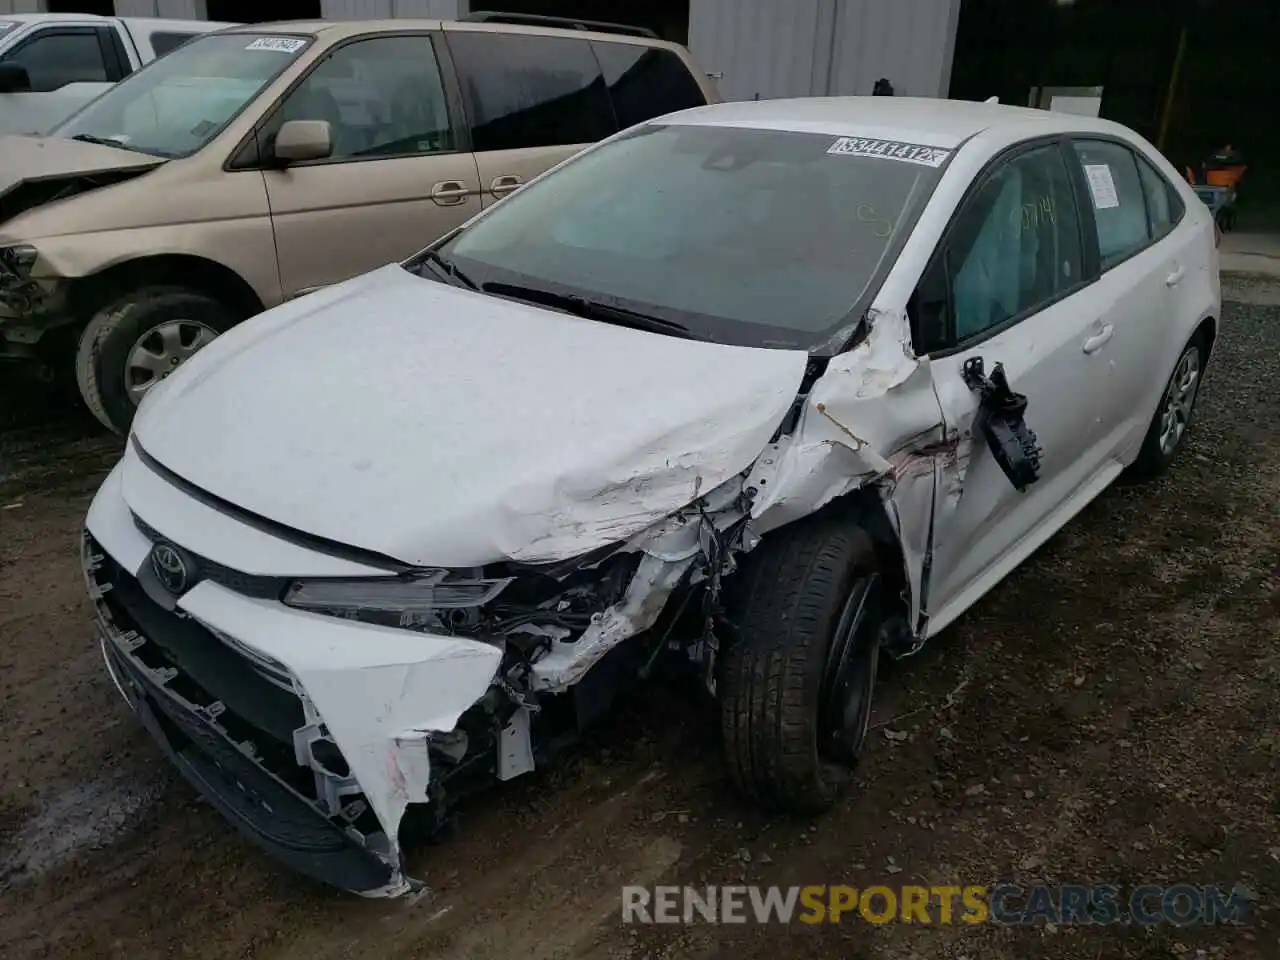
[459,10,660,40]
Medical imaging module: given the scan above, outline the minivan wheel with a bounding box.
[1127,333,1208,481]
[719,513,882,815]
[76,287,237,434]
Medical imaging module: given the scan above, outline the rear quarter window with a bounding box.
[591,41,706,128]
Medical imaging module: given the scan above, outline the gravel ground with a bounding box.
[0,281,1276,959]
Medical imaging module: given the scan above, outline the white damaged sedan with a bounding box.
[82,97,1220,896]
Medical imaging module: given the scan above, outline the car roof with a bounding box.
[661,96,1133,149]
[220,17,674,47]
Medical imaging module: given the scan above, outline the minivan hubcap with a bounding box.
[1159,347,1201,456]
[126,320,217,403]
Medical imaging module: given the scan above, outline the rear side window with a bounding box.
[1135,153,1185,242]
[151,32,199,58]
[447,32,615,152]
[591,41,706,128]
[1072,139,1151,269]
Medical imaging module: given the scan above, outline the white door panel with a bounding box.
[927,296,1108,613]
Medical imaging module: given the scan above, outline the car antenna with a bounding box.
[984,95,999,103]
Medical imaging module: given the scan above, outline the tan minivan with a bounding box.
[0,13,717,433]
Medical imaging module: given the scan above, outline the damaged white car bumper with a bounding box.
[83,455,510,897]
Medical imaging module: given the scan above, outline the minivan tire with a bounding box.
[76,287,237,435]
[719,512,882,815]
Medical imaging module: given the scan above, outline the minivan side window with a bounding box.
[446,32,616,152]
[1071,139,1151,269]
[151,31,199,58]
[266,36,455,161]
[923,144,1084,346]
[591,41,706,129]
[3,29,109,91]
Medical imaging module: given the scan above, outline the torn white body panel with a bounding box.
[130,264,810,567]
[747,309,947,629]
[86,462,503,897]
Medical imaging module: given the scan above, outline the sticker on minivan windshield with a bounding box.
[827,137,951,168]
[245,37,308,53]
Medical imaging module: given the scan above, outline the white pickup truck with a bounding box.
[0,13,236,136]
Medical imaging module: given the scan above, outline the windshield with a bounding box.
[51,32,313,158]
[435,123,947,351]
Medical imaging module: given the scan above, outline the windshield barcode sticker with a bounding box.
[827,137,951,167]
[245,37,308,53]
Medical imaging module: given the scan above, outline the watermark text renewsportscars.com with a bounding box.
[622,883,1254,926]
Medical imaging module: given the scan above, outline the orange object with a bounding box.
[1206,164,1247,188]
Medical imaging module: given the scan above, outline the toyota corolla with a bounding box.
[82,96,1220,896]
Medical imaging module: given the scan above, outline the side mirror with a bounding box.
[0,62,32,94]
[272,119,332,165]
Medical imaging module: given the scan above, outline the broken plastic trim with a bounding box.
[961,356,1043,492]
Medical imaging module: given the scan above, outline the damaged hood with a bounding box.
[0,133,163,224]
[133,264,808,567]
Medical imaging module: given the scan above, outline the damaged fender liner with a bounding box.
[103,640,398,895]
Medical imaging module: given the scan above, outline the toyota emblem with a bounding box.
[149,541,192,595]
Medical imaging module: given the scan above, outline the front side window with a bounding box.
[435,123,945,350]
[592,41,706,129]
[263,35,454,161]
[1072,139,1150,268]
[51,32,313,158]
[4,30,108,91]
[945,144,1084,342]
[447,31,616,152]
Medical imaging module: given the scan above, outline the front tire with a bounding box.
[75,287,237,434]
[719,511,883,815]
[1127,333,1207,481]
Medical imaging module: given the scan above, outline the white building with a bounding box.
[0,0,962,101]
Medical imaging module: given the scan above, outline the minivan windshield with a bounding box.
[51,32,313,158]
[432,122,947,351]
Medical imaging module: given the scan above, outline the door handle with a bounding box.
[490,174,522,197]
[1165,266,1186,286]
[430,180,470,206]
[1082,323,1115,354]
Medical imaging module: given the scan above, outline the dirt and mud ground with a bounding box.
[1,280,1277,960]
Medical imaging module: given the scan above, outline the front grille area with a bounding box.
[84,530,397,894]
[131,513,288,600]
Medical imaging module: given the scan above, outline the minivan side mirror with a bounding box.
[0,62,32,94]
[272,119,332,165]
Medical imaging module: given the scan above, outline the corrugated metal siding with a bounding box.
[319,0,468,18]
[113,0,208,18]
[689,0,961,102]
[0,0,48,14]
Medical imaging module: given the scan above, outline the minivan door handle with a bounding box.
[430,180,470,206]
[1082,323,1115,354]
[1166,265,1186,286]
[490,175,522,198]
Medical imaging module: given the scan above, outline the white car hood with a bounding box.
[133,265,809,567]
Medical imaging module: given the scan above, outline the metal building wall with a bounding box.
[113,0,207,17]
[689,0,961,102]
[319,0,469,18]
[0,0,48,12]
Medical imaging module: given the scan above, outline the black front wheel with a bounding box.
[719,511,883,815]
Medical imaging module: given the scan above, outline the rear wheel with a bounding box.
[75,286,237,434]
[719,512,883,814]
[1127,333,1207,481]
